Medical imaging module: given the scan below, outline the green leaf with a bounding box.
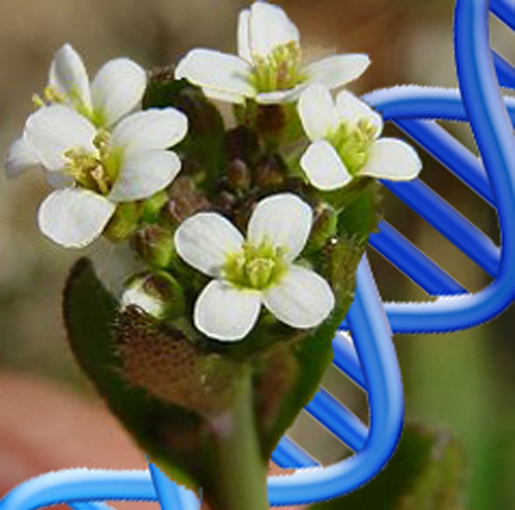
[308,425,467,510]
[64,259,272,510]
[63,259,229,493]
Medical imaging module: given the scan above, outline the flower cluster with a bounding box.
[6,1,422,342]
[7,44,187,248]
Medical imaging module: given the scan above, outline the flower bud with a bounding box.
[141,191,169,223]
[167,176,211,224]
[121,271,185,320]
[132,225,174,269]
[305,204,338,253]
[104,202,142,242]
[226,158,251,192]
[225,126,260,164]
[257,104,287,138]
[255,154,286,188]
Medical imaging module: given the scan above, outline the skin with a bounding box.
[0,371,302,510]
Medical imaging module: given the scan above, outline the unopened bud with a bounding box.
[255,154,286,188]
[132,225,174,269]
[142,191,169,223]
[305,204,338,253]
[122,271,184,320]
[168,176,211,224]
[257,104,287,138]
[225,126,260,164]
[104,202,142,242]
[227,158,251,192]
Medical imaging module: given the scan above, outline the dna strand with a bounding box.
[2,0,515,507]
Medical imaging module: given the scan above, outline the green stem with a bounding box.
[207,365,269,510]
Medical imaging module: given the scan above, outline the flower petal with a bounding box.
[361,138,422,181]
[298,84,338,141]
[24,104,96,171]
[237,8,252,63]
[175,49,254,103]
[91,58,147,127]
[38,187,115,248]
[194,280,262,341]
[5,138,40,178]
[263,264,335,329]
[109,150,181,202]
[255,84,306,104]
[174,213,244,277]
[300,140,352,191]
[248,193,312,262]
[49,43,92,111]
[335,89,383,134]
[111,108,188,155]
[305,53,370,90]
[249,2,300,57]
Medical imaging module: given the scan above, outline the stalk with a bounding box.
[206,365,269,510]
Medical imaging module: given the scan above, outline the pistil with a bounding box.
[251,42,305,93]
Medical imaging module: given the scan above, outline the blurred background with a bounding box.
[0,0,514,508]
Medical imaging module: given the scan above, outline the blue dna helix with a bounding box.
[3,0,515,507]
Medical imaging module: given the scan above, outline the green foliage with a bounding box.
[308,425,467,510]
[63,258,215,491]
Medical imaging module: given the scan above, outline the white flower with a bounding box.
[175,1,369,105]
[174,193,335,341]
[298,84,422,190]
[23,103,188,248]
[41,43,147,128]
[6,43,147,179]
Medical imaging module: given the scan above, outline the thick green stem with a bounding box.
[207,366,269,510]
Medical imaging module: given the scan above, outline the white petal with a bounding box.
[298,84,338,141]
[305,54,370,90]
[24,104,96,171]
[194,280,262,341]
[335,89,383,134]
[198,88,248,104]
[109,150,181,202]
[91,58,147,128]
[249,2,300,57]
[255,84,306,104]
[361,138,422,181]
[111,108,188,156]
[49,43,92,111]
[263,265,335,329]
[300,140,352,191]
[5,138,40,178]
[175,49,254,103]
[237,8,252,63]
[174,213,244,277]
[37,187,115,248]
[248,193,312,262]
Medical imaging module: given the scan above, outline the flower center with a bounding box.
[64,131,120,195]
[327,119,377,175]
[251,42,306,93]
[223,240,288,290]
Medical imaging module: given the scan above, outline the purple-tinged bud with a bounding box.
[132,225,174,269]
